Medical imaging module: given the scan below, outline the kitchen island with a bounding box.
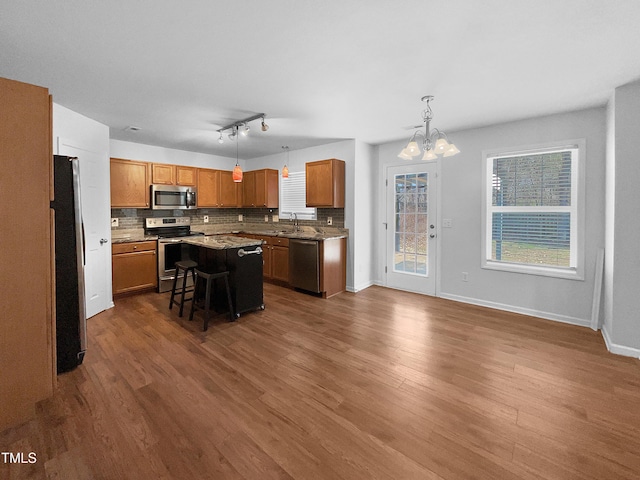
[182,235,265,318]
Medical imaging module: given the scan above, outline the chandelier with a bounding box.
[398,96,460,160]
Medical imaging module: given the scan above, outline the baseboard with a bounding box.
[601,324,640,359]
[348,281,374,293]
[439,292,591,328]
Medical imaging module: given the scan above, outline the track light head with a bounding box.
[261,117,269,131]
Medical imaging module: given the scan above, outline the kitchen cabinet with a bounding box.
[1,76,55,431]
[219,170,242,207]
[112,241,157,295]
[242,169,279,208]
[151,163,175,185]
[152,164,197,186]
[197,168,221,207]
[242,234,289,282]
[111,158,151,208]
[306,158,345,208]
[176,166,197,186]
[319,237,347,298]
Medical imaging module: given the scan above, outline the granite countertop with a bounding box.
[193,225,348,241]
[182,235,262,250]
[111,230,157,244]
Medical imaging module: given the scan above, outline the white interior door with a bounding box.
[58,138,112,318]
[386,163,437,295]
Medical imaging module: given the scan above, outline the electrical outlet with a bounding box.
[238,214,243,222]
[327,216,333,226]
[111,218,119,227]
[273,215,279,222]
[264,215,269,222]
[462,272,469,282]
[203,215,209,223]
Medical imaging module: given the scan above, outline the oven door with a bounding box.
[157,239,194,293]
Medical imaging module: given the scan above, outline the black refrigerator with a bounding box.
[51,155,87,373]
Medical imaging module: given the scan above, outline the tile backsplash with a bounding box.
[111,207,344,231]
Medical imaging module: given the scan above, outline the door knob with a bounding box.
[429,234,436,238]
[430,224,435,229]
[100,238,108,244]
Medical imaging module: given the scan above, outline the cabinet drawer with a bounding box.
[267,236,289,247]
[112,240,157,254]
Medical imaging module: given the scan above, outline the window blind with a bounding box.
[279,171,317,220]
[487,148,577,268]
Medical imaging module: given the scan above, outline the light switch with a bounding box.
[111,218,119,227]
[264,215,269,222]
[238,214,243,222]
[443,218,453,228]
[327,217,333,226]
[203,215,209,223]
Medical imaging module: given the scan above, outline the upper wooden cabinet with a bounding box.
[306,159,345,208]
[219,170,242,207]
[152,164,196,186]
[197,168,220,208]
[242,169,278,208]
[111,158,151,208]
[176,166,197,186]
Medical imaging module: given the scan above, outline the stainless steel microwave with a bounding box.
[151,185,197,210]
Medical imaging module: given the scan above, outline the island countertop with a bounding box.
[181,235,262,250]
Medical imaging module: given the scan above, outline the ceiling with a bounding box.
[2,1,640,160]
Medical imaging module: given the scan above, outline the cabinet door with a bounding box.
[271,245,289,282]
[176,166,196,186]
[111,158,150,208]
[219,170,241,207]
[262,243,272,278]
[242,171,257,207]
[152,164,175,185]
[254,170,267,207]
[112,250,157,295]
[197,168,220,207]
[306,159,345,208]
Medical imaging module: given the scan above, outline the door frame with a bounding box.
[382,159,442,297]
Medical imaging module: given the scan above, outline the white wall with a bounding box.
[353,140,375,291]
[376,107,606,327]
[109,139,237,169]
[605,79,640,355]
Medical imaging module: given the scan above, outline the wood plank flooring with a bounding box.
[2,284,640,479]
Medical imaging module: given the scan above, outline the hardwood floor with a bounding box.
[2,284,640,479]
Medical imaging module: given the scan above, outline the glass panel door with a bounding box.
[386,163,437,295]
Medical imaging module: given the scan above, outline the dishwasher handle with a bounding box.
[238,246,262,257]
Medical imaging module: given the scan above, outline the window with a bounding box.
[279,171,317,220]
[482,141,584,279]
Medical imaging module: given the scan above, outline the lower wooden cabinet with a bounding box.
[112,241,157,295]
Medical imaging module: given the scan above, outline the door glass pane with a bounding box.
[393,172,429,276]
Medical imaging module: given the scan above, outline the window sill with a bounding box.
[482,260,584,281]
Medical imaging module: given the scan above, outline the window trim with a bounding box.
[481,139,586,280]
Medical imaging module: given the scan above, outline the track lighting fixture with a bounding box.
[216,112,268,145]
[398,96,460,160]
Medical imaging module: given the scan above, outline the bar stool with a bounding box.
[189,269,235,331]
[169,260,198,317]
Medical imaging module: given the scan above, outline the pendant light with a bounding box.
[282,146,289,179]
[232,127,243,182]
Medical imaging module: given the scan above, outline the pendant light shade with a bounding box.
[282,146,290,179]
[233,164,243,182]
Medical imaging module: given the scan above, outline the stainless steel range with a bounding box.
[145,217,204,293]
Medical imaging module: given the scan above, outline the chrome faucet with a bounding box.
[290,212,300,232]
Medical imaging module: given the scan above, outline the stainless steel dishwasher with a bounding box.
[289,239,320,293]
